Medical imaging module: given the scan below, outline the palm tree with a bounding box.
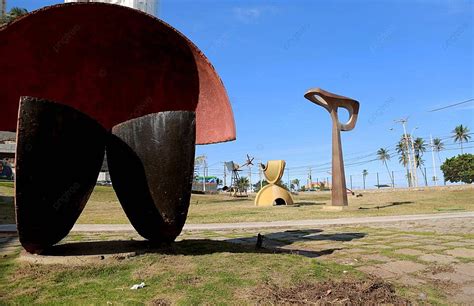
[396,135,411,167]
[413,137,427,168]
[8,7,28,18]
[452,125,471,154]
[362,169,368,190]
[411,137,427,186]
[291,178,300,191]
[396,135,412,186]
[237,176,250,192]
[377,148,394,187]
[432,137,444,163]
[1,7,28,25]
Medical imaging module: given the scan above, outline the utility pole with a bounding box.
[424,167,428,186]
[287,167,290,191]
[395,118,415,187]
[410,128,419,187]
[307,167,312,190]
[248,165,252,193]
[0,0,5,17]
[202,157,207,192]
[258,160,263,190]
[223,162,227,187]
[430,134,437,186]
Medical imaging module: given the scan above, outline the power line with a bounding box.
[428,98,474,112]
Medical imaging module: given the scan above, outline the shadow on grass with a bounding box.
[294,202,326,206]
[192,198,251,205]
[42,239,343,259]
[0,196,15,224]
[41,229,365,259]
[0,196,14,205]
[0,234,19,246]
[258,229,366,242]
[358,201,414,210]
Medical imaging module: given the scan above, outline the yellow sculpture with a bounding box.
[255,160,294,206]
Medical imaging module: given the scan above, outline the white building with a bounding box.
[64,0,157,16]
[1,0,6,17]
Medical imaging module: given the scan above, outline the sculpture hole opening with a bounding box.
[338,107,350,123]
[274,198,286,206]
[314,95,329,108]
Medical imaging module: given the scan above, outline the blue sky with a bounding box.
[7,0,474,187]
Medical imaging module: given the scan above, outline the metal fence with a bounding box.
[343,166,447,190]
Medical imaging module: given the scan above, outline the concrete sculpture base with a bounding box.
[321,205,355,211]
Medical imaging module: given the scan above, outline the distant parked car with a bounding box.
[0,161,14,180]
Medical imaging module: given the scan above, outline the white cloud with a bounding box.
[232,6,276,23]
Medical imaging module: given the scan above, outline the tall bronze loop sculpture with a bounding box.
[0,3,236,253]
[304,88,359,207]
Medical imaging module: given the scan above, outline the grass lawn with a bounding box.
[0,233,413,304]
[0,181,473,224]
[2,221,468,304]
[1,180,472,304]
[0,237,360,304]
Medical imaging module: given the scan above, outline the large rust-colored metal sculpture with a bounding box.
[254,160,294,206]
[304,88,359,208]
[0,3,235,254]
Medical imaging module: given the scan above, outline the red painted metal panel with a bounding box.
[0,3,235,144]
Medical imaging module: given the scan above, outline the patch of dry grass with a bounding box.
[80,185,473,224]
[0,239,363,304]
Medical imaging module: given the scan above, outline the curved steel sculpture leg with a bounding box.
[106,111,196,242]
[15,97,106,254]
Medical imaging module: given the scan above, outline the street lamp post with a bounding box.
[395,119,416,187]
[430,134,438,186]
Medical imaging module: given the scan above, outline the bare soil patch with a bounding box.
[253,278,410,305]
[147,298,172,306]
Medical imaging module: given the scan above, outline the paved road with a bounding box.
[1,211,473,232]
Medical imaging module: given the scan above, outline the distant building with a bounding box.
[0,0,6,17]
[64,0,157,16]
[306,181,331,191]
[192,176,219,193]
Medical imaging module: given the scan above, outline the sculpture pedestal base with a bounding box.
[321,205,354,211]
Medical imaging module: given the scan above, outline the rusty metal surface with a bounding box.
[304,88,360,207]
[106,112,196,242]
[15,97,106,254]
[193,50,236,144]
[7,3,237,253]
[0,3,235,144]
